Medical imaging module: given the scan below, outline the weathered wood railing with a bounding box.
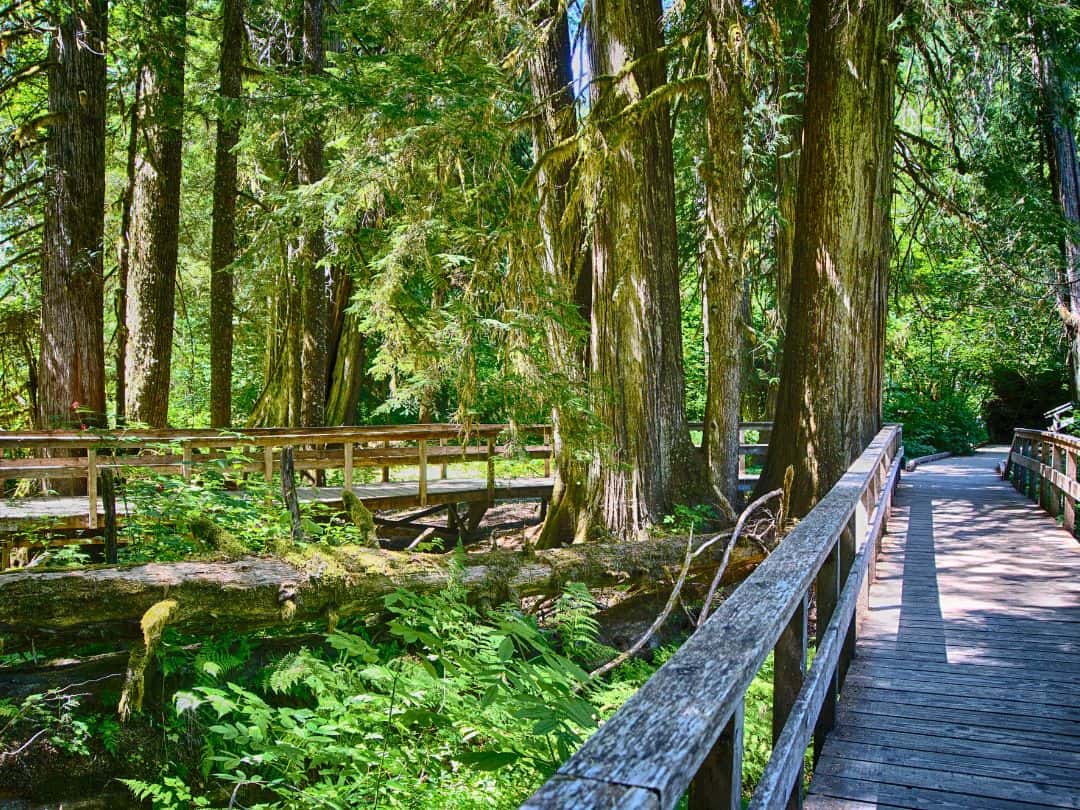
[0,422,771,530]
[1004,428,1080,535]
[523,425,903,810]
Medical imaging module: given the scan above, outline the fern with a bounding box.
[553,581,602,662]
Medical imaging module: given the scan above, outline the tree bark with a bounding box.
[702,0,748,513]
[526,5,593,548]
[38,0,108,436]
[298,0,328,428]
[124,0,188,427]
[115,75,143,426]
[1034,27,1080,400]
[756,0,897,516]
[0,533,764,653]
[325,274,366,425]
[210,0,244,428]
[575,0,702,539]
[771,0,806,328]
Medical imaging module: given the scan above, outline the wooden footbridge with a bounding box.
[0,421,769,567]
[525,426,1080,810]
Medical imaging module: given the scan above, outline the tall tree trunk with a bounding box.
[298,0,328,428]
[39,0,108,437]
[528,5,593,548]
[771,0,806,327]
[702,0,747,515]
[210,0,244,428]
[1034,27,1080,400]
[767,0,807,417]
[124,0,188,427]
[115,75,142,426]
[576,0,702,539]
[756,0,897,516]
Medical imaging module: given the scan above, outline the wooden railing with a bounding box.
[0,422,772,530]
[522,425,903,810]
[1004,428,1080,535]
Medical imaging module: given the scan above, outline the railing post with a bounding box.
[1066,449,1076,536]
[487,436,496,505]
[837,521,857,688]
[381,440,390,483]
[1048,443,1062,518]
[689,703,744,810]
[418,439,428,506]
[1040,440,1051,512]
[263,446,274,483]
[773,593,808,809]
[86,448,98,530]
[343,442,353,492]
[440,437,448,480]
[813,539,840,765]
[182,442,193,482]
[543,429,551,478]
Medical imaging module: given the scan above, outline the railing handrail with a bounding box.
[522,424,902,809]
[0,421,770,452]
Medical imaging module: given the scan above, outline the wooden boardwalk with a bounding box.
[806,448,1080,809]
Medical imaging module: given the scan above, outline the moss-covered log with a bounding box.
[0,534,761,653]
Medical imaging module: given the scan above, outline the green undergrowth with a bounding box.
[3,570,791,808]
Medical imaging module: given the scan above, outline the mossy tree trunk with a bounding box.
[38,0,108,436]
[702,0,748,514]
[527,4,592,548]
[757,0,897,516]
[209,0,245,428]
[124,0,187,427]
[557,0,703,541]
[1034,25,1080,400]
[298,0,329,429]
[0,533,763,653]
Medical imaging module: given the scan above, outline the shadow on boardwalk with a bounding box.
[806,447,1080,810]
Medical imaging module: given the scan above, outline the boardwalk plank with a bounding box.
[814,756,1080,808]
[819,738,1080,789]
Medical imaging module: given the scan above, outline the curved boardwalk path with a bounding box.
[805,448,1080,809]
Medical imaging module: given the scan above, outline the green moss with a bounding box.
[340,490,378,548]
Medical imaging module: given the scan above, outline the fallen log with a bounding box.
[0,533,762,653]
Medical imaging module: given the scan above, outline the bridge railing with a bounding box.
[0,422,771,530]
[1004,428,1080,535]
[522,424,903,810]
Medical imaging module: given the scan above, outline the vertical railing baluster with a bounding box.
[813,538,840,766]
[343,442,353,492]
[689,703,744,810]
[418,439,428,506]
[1049,443,1062,518]
[773,593,808,809]
[1066,448,1077,536]
[86,448,98,530]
